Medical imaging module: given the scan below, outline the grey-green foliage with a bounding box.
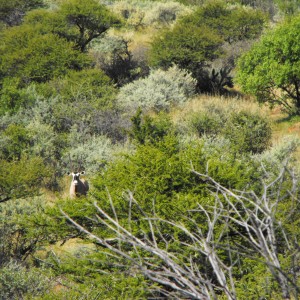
[0,196,49,265]
[62,125,130,174]
[255,135,300,170]
[189,110,226,137]
[181,101,230,137]
[91,35,140,86]
[26,120,58,159]
[0,261,51,300]
[223,111,272,154]
[274,0,300,16]
[180,101,271,154]
[92,34,128,56]
[111,0,191,29]
[117,65,196,112]
[143,1,192,27]
[0,89,59,129]
[0,95,65,161]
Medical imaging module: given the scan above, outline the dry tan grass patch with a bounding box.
[170,94,270,125]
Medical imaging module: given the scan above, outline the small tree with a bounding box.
[236,16,300,115]
[0,25,91,85]
[61,163,300,299]
[274,0,300,16]
[38,69,116,108]
[150,1,266,93]
[59,0,121,52]
[0,156,50,203]
[24,0,121,52]
[0,0,44,27]
[117,65,196,112]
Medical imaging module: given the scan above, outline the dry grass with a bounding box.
[170,94,300,158]
[110,26,158,52]
[35,238,96,263]
[269,108,300,159]
[40,176,71,204]
[51,238,96,256]
[170,94,270,124]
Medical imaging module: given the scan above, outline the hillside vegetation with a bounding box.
[1,0,300,299]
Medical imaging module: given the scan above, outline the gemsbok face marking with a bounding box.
[67,171,89,199]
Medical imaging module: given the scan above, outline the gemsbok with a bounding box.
[67,171,89,199]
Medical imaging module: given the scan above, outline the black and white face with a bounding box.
[68,171,85,186]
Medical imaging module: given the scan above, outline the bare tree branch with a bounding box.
[60,165,300,299]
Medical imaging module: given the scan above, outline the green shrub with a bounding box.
[26,120,63,161]
[0,124,30,160]
[111,0,190,29]
[181,103,271,154]
[0,24,91,85]
[117,65,196,112]
[37,69,117,109]
[0,78,38,116]
[24,0,121,52]
[128,109,173,145]
[256,135,300,175]
[38,273,148,300]
[143,1,191,27]
[236,15,300,115]
[274,0,300,16]
[189,111,225,137]
[0,196,51,265]
[91,133,263,220]
[91,35,141,86]
[0,156,50,202]
[0,261,50,299]
[150,21,222,72]
[180,2,266,44]
[150,1,266,93]
[62,129,119,174]
[223,111,272,154]
[0,0,45,27]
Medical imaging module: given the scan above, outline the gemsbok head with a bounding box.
[66,154,89,198]
[67,171,89,199]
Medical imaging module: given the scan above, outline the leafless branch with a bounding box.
[60,165,300,299]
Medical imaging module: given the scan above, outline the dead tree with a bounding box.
[60,164,300,299]
[192,164,300,300]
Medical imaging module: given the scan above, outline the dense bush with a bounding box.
[185,102,272,154]
[37,69,117,109]
[180,2,266,44]
[0,261,50,299]
[189,111,226,137]
[0,196,51,265]
[0,124,30,160]
[112,0,190,29]
[72,161,300,299]
[128,109,173,145]
[117,65,196,112]
[143,1,191,27]
[274,0,300,16]
[0,25,91,85]
[24,0,121,52]
[150,1,266,93]
[0,156,50,202]
[236,15,300,115]
[91,35,142,86]
[0,78,39,115]
[0,0,44,27]
[0,0,298,298]
[91,133,263,221]
[62,128,125,174]
[223,111,272,153]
